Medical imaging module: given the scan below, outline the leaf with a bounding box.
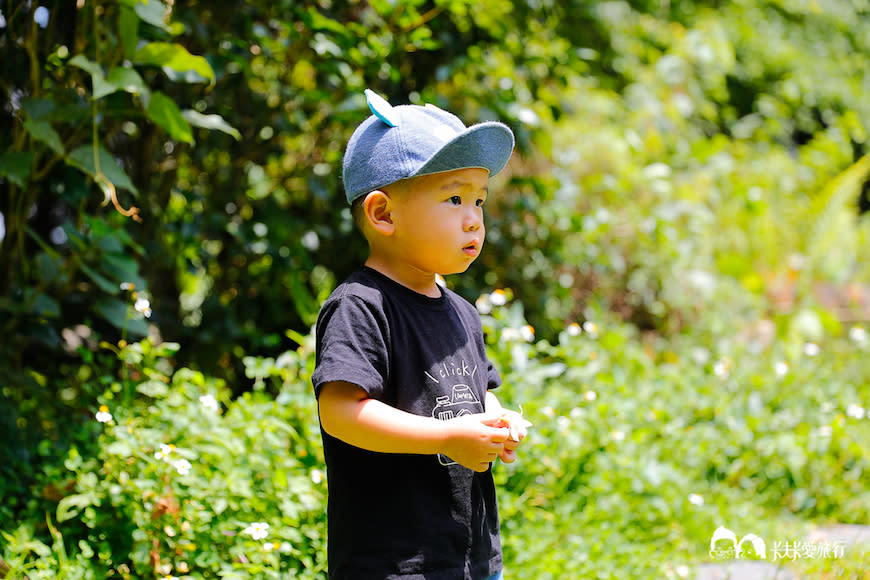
[134,42,215,84]
[94,298,149,336]
[137,379,169,397]
[181,109,242,140]
[24,119,64,154]
[57,493,93,523]
[66,146,139,195]
[30,293,61,318]
[119,5,139,59]
[0,151,34,187]
[146,91,194,143]
[93,67,150,100]
[79,262,121,295]
[133,0,171,31]
[68,55,114,99]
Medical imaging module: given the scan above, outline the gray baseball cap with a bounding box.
[342,89,515,204]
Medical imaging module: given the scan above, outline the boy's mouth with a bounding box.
[463,240,480,256]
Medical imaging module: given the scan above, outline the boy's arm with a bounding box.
[318,380,509,472]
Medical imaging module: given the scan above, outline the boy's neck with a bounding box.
[364,256,442,298]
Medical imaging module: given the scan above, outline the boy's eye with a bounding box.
[476,198,486,207]
[448,195,462,205]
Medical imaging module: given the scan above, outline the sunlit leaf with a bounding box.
[133,41,215,84]
[133,0,171,31]
[181,110,242,140]
[146,91,194,143]
[93,67,150,100]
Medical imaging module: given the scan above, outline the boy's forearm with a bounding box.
[319,381,449,455]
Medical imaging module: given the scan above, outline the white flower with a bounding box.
[846,404,865,419]
[155,443,175,461]
[583,390,597,402]
[541,406,555,418]
[475,294,492,314]
[435,274,446,288]
[849,326,867,344]
[490,289,507,306]
[713,359,730,379]
[120,282,134,291]
[675,564,690,578]
[173,459,192,476]
[611,429,625,441]
[500,327,520,341]
[816,425,833,437]
[311,469,324,484]
[520,325,535,342]
[774,361,789,377]
[243,522,270,540]
[134,297,152,318]
[582,321,598,337]
[199,394,219,411]
[263,542,274,551]
[803,342,820,356]
[566,322,582,336]
[688,493,704,506]
[95,405,113,423]
[279,541,293,553]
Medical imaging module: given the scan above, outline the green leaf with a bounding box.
[94,298,149,336]
[0,151,34,187]
[134,0,171,31]
[146,91,194,143]
[137,379,169,397]
[24,119,64,154]
[181,109,242,140]
[133,42,215,84]
[68,55,114,99]
[79,262,121,295]
[20,98,56,121]
[34,295,61,318]
[57,493,94,523]
[93,67,150,100]
[101,252,146,289]
[66,145,139,195]
[119,5,139,59]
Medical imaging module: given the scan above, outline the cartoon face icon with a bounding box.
[737,534,766,560]
[709,526,737,560]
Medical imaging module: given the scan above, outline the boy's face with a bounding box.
[388,167,489,277]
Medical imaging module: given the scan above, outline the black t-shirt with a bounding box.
[312,267,503,580]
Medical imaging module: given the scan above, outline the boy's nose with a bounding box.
[464,210,483,231]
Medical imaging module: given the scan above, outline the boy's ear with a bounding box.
[363,190,395,236]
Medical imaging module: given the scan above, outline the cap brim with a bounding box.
[413,122,515,179]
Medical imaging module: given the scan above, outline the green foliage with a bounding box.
[4,298,870,577]
[3,338,326,579]
[2,0,870,577]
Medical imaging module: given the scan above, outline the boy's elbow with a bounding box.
[318,381,367,438]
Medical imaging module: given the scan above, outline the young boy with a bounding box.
[312,89,527,579]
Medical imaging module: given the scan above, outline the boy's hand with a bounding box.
[486,410,531,463]
[442,413,510,472]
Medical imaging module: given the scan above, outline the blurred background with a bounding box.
[1,1,869,578]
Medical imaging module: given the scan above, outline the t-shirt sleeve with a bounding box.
[311,290,389,401]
